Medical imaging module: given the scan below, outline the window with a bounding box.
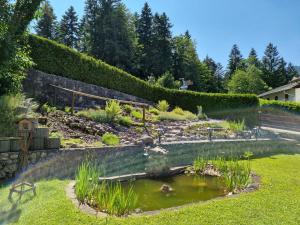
[285,94,289,101]
[275,96,278,100]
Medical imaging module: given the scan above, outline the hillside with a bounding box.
[28,34,258,121]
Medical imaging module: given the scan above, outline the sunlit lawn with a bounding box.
[1,154,300,225]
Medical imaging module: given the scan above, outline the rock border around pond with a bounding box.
[65,173,260,218]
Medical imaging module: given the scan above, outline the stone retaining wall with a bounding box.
[0,149,58,180]
[15,139,299,184]
[23,69,152,108]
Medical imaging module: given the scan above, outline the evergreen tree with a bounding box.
[261,43,284,88]
[276,57,287,86]
[172,35,213,92]
[152,12,173,77]
[227,44,244,78]
[58,6,80,49]
[286,63,299,81]
[136,2,154,78]
[35,1,58,40]
[247,48,260,68]
[203,56,224,92]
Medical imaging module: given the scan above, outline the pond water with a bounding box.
[123,174,226,212]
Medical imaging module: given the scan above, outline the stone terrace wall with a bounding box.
[16,139,299,183]
[23,69,152,108]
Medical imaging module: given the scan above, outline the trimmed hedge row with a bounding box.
[260,99,300,114]
[28,35,259,117]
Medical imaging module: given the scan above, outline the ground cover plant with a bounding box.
[1,154,300,224]
[101,132,120,146]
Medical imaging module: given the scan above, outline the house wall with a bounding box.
[295,88,300,102]
[261,89,296,102]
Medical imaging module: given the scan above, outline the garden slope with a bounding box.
[28,35,258,118]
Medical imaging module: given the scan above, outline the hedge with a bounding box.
[28,35,259,119]
[260,99,300,114]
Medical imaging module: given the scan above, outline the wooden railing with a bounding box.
[50,84,150,123]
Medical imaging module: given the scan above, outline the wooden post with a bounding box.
[142,105,146,125]
[71,93,76,115]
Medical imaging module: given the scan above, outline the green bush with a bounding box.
[149,107,159,115]
[28,35,258,120]
[158,111,197,121]
[41,103,56,115]
[122,104,133,114]
[118,116,134,127]
[197,105,208,120]
[102,133,120,146]
[157,100,169,112]
[172,106,185,115]
[260,99,300,114]
[131,110,143,120]
[105,100,122,122]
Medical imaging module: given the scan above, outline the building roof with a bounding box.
[258,77,300,97]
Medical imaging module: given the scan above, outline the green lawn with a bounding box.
[1,154,300,225]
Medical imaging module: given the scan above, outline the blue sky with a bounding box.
[48,0,300,67]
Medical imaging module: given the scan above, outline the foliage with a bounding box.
[228,65,269,94]
[260,99,300,114]
[157,100,169,112]
[95,182,138,216]
[227,120,246,132]
[149,107,159,115]
[172,106,185,115]
[155,71,180,89]
[101,132,120,146]
[118,116,134,127]
[35,0,58,40]
[158,110,197,121]
[226,44,245,80]
[75,161,98,203]
[196,105,208,120]
[57,6,79,49]
[77,108,109,123]
[122,104,133,114]
[41,103,56,115]
[28,34,259,120]
[131,110,143,120]
[193,157,207,173]
[105,100,122,122]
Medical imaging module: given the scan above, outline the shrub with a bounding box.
[41,103,56,115]
[172,107,185,115]
[77,109,109,123]
[131,110,143,120]
[102,133,120,146]
[149,107,159,115]
[118,116,134,127]
[228,120,246,132]
[29,35,259,121]
[105,100,121,122]
[157,100,169,112]
[260,99,300,114]
[123,104,133,114]
[158,111,197,121]
[197,105,208,120]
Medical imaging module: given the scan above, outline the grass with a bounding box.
[101,132,120,146]
[131,110,143,120]
[1,154,300,224]
[158,111,197,121]
[77,108,110,123]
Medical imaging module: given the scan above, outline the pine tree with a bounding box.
[227,44,244,78]
[203,56,224,92]
[152,12,173,77]
[276,57,287,86]
[58,6,80,49]
[261,43,282,88]
[137,2,154,78]
[286,63,299,82]
[35,0,57,40]
[247,48,260,68]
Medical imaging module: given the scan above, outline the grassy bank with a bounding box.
[1,154,300,225]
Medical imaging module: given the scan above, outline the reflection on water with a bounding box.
[123,174,226,211]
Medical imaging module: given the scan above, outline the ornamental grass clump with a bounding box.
[157,100,169,112]
[101,132,120,146]
[105,100,122,122]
